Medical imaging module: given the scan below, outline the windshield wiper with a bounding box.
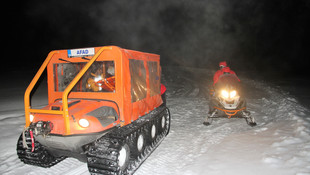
[59,58,73,63]
[81,57,90,60]
[59,57,90,63]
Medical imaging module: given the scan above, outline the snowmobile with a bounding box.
[203,73,256,126]
[16,46,171,175]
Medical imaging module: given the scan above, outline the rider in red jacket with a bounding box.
[213,61,240,85]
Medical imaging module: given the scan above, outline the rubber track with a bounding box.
[16,130,66,168]
[87,106,170,175]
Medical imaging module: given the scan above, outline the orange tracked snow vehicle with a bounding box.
[16,46,171,174]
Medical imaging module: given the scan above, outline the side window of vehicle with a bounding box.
[148,61,160,96]
[129,59,147,102]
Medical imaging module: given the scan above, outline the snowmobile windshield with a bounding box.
[215,74,240,91]
[53,61,115,92]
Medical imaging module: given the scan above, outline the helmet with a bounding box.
[219,61,227,68]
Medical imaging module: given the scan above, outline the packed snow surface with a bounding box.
[1,67,310,175]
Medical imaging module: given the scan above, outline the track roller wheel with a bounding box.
[136,134,145,153]
[118,144,130,171]
[129,131,146,160]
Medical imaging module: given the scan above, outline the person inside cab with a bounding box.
[86,64,106,92]
[86,62,115,92]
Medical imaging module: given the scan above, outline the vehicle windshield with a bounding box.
[54,61,115,92]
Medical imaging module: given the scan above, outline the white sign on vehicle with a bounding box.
[67,48,95,58]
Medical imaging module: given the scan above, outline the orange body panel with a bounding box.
[24,46,162,135]
[32,100,119,135]
[213,106,246,118]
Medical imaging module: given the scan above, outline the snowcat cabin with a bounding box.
[24,46,163,136]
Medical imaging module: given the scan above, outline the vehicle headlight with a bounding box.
[221,90,229,99]
[230,90,237,98]
[221,90,237,99]
[30,114,35,122]
[79,119,90,128]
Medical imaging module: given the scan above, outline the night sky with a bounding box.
[7,0,310,77]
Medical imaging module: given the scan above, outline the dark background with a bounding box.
[6,0,310,77]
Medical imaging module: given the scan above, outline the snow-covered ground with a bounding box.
[1,67,310,175]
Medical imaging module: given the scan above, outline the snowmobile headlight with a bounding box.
[79,118,90,128]
[221,90,229,99]
[230,90,237,98]
[30,114,35,122]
